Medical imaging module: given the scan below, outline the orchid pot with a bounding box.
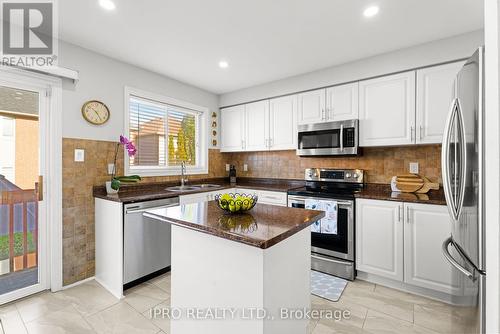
[106,135,142,194]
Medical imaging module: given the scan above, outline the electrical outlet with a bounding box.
[74,149,85,162]
[243,164,248,172]
[225,164,230,172]
[409,162,419,174]
[108,163,115,175]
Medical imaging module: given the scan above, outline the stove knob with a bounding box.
[353,173,359,179]
[345,172,351,178]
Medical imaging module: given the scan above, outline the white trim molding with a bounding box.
[124,86,209,177]
[484,1,500,333]
[0,67,63,302]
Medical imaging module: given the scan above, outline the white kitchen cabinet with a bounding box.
[416,62,463,144]
[356,198,461,297]
[221,97,296,152]
[403,203,461,294]
[245,100,270,151]
[269,95,298,150]
[236,188,287,207]
[356,199,404,281]
[297,89,326,125]
[220,105,245,152]
[180,188,236,204]
[359,71,416,147]
[326,82,359,121]
[179,192,210,205]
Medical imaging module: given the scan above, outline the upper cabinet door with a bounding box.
[245,100,270,151]
[326,82,359,121]
[359,71,416,147]
[297,89,326,125]
[220,105,245,152]
[269,95,298,151]
[416,62,463,144]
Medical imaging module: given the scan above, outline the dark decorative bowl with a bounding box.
[215,193,258,213]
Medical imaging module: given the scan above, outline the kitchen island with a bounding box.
[144,201,324,334]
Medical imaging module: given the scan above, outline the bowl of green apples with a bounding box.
[215,193,258,213]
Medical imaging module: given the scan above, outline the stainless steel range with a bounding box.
[287,168,364,280]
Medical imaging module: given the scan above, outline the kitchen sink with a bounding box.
[165,184,221,192]
[196,184,221,189]
[165,185,201,192]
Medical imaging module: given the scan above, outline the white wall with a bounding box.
[484,0,500,332]
[59,41,219,142]
[219,30,484,107]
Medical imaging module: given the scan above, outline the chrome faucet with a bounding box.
[180,161,188,187]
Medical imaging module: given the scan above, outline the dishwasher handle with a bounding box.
[125,198,179,215]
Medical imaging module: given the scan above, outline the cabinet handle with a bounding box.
[398,205,401,222]
[406,206,411,223]
[410,126,414,141]
[419,125,423,140]
[322,109,326,121]
[269,138,273,147]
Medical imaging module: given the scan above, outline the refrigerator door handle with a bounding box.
[442,98,459,221]
[442,237,476,281]
[455,98,467,219]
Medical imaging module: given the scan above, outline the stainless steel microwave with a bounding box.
[297,119,359,156]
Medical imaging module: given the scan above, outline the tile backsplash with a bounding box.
[62,137,440,286]
[62,138,228,285]
[225,145,442,184]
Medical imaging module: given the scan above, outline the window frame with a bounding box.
[124,86,208,177]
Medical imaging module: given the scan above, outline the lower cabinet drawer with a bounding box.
[255,190,287,206]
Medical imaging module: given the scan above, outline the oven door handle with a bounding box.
[287,196,353,206]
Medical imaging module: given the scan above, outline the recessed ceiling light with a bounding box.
[363,6,379,18]
[218,60,229,69]
[99,0,116,11]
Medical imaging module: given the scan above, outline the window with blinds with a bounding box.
[128,94,202,171]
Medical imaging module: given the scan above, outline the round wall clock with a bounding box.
[81,100,110,125]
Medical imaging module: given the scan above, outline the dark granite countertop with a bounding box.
[93,177,446,206]
[93,177,305,203]
[144,201,325,249]
[355,183,446,205]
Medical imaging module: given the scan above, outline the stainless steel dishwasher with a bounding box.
[123,197,179,289]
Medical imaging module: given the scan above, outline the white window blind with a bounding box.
[129,95,201,169]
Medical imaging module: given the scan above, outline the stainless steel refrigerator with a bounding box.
[441,46,485,333]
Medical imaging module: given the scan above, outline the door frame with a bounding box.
[0,67,63,303]
[484,1,500,332]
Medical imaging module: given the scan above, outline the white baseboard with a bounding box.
[95,277,124,300]
[61,276,95,290]
[357,271,476,306]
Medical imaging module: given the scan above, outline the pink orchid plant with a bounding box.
[110,135,141,190]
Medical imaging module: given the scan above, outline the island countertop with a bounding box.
[144,201,325,249]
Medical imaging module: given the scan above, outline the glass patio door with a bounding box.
[0,78,48,304]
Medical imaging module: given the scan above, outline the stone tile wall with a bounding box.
[62,138,228,285]
[227,145,442,184]
[62,137,440,285]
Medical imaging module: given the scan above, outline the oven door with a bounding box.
[297,119,358,156]
[288,195,354,261]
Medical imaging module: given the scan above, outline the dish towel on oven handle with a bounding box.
[305,199,338,235]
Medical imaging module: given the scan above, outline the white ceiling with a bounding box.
[59,0,484,94]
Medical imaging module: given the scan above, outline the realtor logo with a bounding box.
[1,0,57,67]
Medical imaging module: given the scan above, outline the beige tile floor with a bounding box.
[0,273,476,334]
